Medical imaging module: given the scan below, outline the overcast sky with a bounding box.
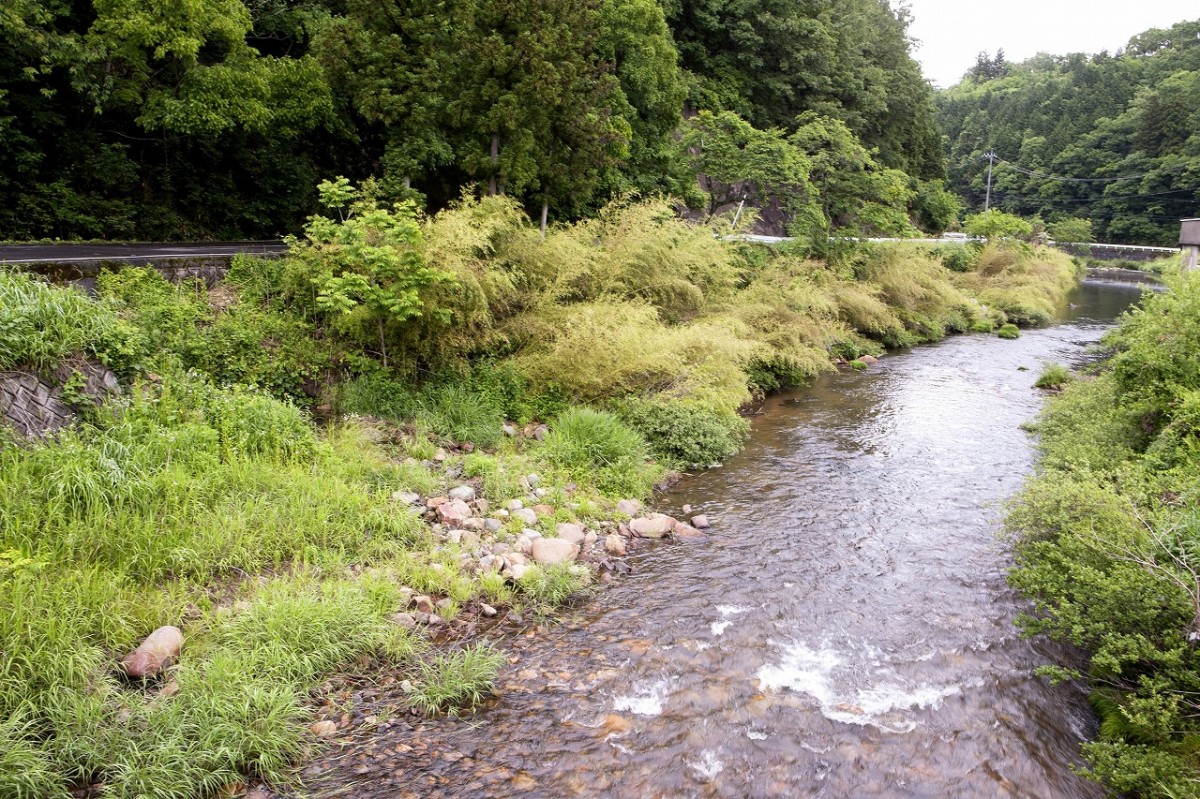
[903,0,1200,88]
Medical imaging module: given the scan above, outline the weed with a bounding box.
[615,397,748,468]
[410,643,505,716]
[1034,363,1073,390]
[997,324,1020,339]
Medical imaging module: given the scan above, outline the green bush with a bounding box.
[410,643,505,716]
[997,323,1020,339]
[940,246,978,273]
[615,397,748,467]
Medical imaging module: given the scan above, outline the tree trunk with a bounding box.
[403,176,411,191]
[540,199,549,237]
[378,319,388,369]
[488,134,500,196]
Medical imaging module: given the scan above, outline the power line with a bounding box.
[979,153,1158,183]
[989,187,1197,204]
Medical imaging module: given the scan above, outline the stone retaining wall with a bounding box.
[0,360,120,438]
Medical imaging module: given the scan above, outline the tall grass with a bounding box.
[0,271,123,371]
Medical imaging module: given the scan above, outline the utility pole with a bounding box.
[984,151,998,212]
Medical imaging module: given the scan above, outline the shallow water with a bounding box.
[310,275,1149,799]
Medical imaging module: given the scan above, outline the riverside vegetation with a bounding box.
[1008,270,1200,796]
[0,190,1080,799]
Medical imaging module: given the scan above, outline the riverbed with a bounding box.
[307,274,1149,799]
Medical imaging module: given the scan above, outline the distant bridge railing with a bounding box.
[730,235,1179,262]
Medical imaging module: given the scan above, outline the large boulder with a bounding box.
[120,626,183,679]
[629,514,677,539]
[531,538,579,565]
[555,523,586,544]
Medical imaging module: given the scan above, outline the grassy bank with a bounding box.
[0,195,1080,798]
[1007,272,1200,796]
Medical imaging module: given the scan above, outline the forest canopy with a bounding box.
[0,0,948,241]
[936,18,1200,246]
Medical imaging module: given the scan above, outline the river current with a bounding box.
[311,275,1149,799]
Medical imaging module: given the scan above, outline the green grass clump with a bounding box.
[515,563,594,610]
[410,643,505,716]
[997,323,1020,339]
[1033,363,1073,390]
[417,380,505,447]
[0,271,126,371]
[538,407,661,497]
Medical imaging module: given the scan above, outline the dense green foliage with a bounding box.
[1009,273,1200,795]
[1,0,949,240]
[0,195,1085,796]
[937,18,1200,245]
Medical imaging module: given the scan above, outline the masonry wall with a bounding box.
[0,360,120,438]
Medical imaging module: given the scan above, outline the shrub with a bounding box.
[339,373,420,420]
[940,245,978,273]
[615,397,748,467]
[997,323,1020,339]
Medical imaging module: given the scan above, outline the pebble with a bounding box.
[505,499,524,511]
[480,603,498,617]
[512,508,538,526]
[690,514,711,529]
[525,473,541,488]
[392,491,421,505]
[484,518,504,533]
[629,514,677,539]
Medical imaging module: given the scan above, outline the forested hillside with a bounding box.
[937,19,1200,246]
[0,0,952,241]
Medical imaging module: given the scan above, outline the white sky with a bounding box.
[902,0,1200,88]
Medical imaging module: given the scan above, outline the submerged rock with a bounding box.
[604,534,627,556]
[120,625,183,679]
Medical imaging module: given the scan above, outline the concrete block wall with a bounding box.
[0,360,120,439]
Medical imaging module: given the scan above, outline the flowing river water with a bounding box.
[309,274,1151,799]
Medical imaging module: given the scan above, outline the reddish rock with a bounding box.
[604,534,627,556]
[858,354,879,364]
[310,720,339,737]
[672,523,706,540]
[120,625,182,678]
[436,499,472,526]
[426,496,449,508]
[532,504,555,517]
[616,499,641,516]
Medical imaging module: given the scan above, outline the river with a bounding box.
[308,274,1150,799]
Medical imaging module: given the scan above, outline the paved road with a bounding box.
[0,241,286,264]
